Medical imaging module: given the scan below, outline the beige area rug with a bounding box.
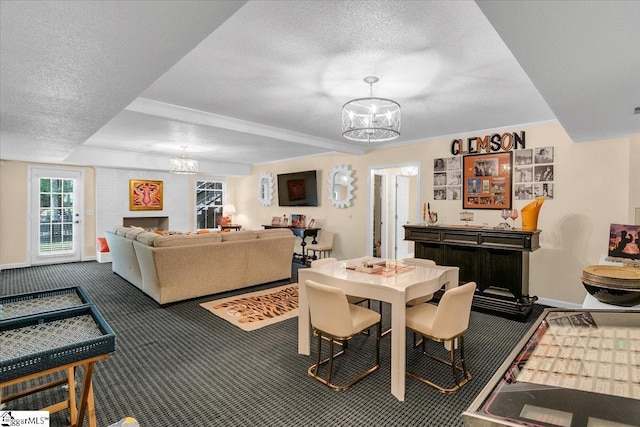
[199,284,298,331]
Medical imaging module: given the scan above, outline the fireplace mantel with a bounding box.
[123,216,168,231]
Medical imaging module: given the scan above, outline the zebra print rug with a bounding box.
[199,283,298,331]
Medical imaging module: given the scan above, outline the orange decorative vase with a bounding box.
[521,197,545,231]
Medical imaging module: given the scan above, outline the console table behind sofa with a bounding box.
[262,225,320,265]
[404,224,541,320]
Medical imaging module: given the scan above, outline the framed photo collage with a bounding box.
[434,147,555,209]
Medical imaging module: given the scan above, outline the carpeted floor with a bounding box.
[1,261,548,427]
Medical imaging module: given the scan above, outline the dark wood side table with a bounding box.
[262,225,320,265]
[220,224,242,231]
[404,224,541,320]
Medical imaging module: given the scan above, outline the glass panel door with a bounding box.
[31,168,83,265]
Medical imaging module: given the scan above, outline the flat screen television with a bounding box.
[277,170,318,207]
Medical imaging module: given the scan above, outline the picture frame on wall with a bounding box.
[447,156,461,171]
[462,152,512,210]
[534,165,554,182]
[514,149,533,165]
[608,223,640,261]
[129,179,163,211]
[515,184,533,200]
[534,147,554,163]
[534,183,554,199]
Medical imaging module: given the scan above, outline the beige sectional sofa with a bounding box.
[104,226,295,305]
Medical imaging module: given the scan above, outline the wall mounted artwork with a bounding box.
[514,147,555,200]
[433,156,462,200]
[462,152,512,210]
[608,223,640,261]
[129,179,163,211]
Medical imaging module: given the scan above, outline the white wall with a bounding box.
[227,123,639,306]
[630,133,640,223]
[87,122,638,306]
[95,168,193,237]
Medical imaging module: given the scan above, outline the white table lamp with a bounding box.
[223,204,237,222]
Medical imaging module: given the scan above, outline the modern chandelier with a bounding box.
[342,76,401,143]
[169,146,198,175]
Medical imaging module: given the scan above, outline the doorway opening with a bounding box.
[29,167,84,265]
[368,163,421,259]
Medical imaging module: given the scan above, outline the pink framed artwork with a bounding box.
[129,179,163,211]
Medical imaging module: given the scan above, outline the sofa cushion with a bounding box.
[153,232,223,247]
[125,228,145,239]
[221,231,258,242]
[107,225,125,235]
[110,226,130,237]
[257,229,294,239]
[136,231,160,246]
[157,230,191,236]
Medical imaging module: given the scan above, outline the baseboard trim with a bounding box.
[536,297,581,309]
[0,262,30,271]
[1,259,101,271]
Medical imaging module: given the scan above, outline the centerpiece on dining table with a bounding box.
[345,259,415,276]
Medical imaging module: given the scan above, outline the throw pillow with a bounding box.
[97,237,110,252]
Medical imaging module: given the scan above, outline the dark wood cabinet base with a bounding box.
[404,224,541,321]
[431,289,538,321]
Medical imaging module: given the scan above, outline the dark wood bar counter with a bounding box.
[404,224,541,320]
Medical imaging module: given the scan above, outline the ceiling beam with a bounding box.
[126,98,365,156]
[64,146,251,176]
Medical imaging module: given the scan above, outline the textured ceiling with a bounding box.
[477,0,640,143]
[1,1,639,175]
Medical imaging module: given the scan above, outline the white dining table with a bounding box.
[297,257,459,401]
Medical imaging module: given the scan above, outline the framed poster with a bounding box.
[129,179,163,211]
[608,223,640,260]
[462,152,512,210]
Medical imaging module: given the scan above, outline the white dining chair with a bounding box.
[304,279,381,391]
[402,258,437,306]
[310,257,369,307]
[405,281,476,393]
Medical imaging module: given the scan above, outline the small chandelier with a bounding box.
[342,76,401,143]
[169,146,198,175]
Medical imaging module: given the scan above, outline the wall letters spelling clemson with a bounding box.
[450,131,525,155]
